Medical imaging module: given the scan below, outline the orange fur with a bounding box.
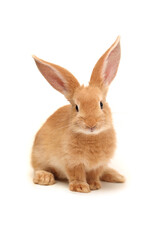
[33,170,55,185]
[31,36,125,193]
[66,164,90,193]
[100,168,125,183]
[87,167,103,190]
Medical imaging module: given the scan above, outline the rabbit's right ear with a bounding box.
[33,56,80,102]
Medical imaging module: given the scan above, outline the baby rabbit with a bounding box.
[31,36,125,193]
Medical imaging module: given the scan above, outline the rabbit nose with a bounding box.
[85,119,97,130]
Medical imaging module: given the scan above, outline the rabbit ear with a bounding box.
[89,36,121,89]
[33,56,80,102]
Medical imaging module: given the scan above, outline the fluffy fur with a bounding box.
[31,36,125,193]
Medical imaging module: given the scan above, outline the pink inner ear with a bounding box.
[45,67,65,91]
[102,42,120,85]
[36,61,66,93]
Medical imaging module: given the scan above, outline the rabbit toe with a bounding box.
[89,180,101,190]
[33,170,55,185]
[69,180,90,193]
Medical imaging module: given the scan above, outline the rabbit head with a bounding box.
[33,36,121,135]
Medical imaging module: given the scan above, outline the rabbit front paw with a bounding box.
[89,180,101,190]
[69,180,90,193]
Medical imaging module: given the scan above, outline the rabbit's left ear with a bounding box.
[89,36,121,88]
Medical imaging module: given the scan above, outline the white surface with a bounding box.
[0,0,156,239]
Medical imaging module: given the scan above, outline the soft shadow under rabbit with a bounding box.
[31,36,125,193]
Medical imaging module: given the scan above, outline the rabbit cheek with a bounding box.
[71,118,86,134]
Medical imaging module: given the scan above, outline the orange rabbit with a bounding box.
[31,36,125,193]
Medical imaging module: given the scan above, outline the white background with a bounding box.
[0,0,156,239]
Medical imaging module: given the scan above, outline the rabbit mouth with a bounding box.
[77,126,105,135]
[87,127,104,134]
[88,126,97,133]
[73,120,108,135]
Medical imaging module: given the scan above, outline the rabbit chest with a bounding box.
[68,128,116,169]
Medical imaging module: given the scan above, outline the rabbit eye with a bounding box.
[100,101,103,109]
[76,105,79,112]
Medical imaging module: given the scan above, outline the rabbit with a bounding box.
[31,36,125,193]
